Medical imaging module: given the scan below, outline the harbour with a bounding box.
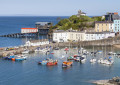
[1,0,120,84]
[0,16,120,85]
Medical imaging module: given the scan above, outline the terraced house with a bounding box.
[53,30,85,42]
[95,21,113,32]
[113,20,120,33]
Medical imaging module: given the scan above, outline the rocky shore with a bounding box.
[93,77,120,85]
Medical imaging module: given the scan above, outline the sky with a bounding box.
[0,0,120,16]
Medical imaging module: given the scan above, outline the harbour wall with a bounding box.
[0,37,120,57]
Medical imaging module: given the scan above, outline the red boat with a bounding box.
[51,53,54,54]
[47,62,57,66]
[64,47,69,51]
[73,55,78,57]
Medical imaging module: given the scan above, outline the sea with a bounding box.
[0,16,69,47]
[0,16,120,85]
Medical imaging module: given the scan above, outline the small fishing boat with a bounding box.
[22,49,29,54]
[73,54,78,58]
[35,47,41,52]
[67,56,74,60]
[51,52,54,54]
[80,55,86,63]
[47,62,57,66]
[8,55,15,60]
[2,56,9,60]
[12,58,15,61]
[38,60,48,65]
[15,55,27,61]
[90,58,96,63]
[74,56,81,62]
[62,61,73,67]
[106,56,114,65]
[46,59,58,66]
[21,55,27,60]
[64,47,69,51]
[97,50,102,54]
[98,58,104,63]
[61,55,65,59]
[54,47,59,50]
[98,57,114,65]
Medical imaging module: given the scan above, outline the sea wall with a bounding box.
[0,36,120,57]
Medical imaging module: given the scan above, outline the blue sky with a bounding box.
[0,0,119,16]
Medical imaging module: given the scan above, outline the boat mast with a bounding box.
[93,31,95,57]
[105,34,106,58]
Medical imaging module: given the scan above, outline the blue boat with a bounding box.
[2,56,9,60]
[8,55,15,60]
[15,58,24,61]
[97,50,102,53]
[38,60,48,65]
[15,55,27,61]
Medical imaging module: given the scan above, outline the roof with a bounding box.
[95,21,113,23]
[53,30,85,33]
[21,28,37,29]
[35,22,51,25]
[81,12,86,14]
[86,32,115,34]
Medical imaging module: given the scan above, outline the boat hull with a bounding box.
[47,62,57,66]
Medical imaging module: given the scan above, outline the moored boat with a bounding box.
[90,58,96,63]
[54,47,59,50]
[74,56,81,62]
[2,56,9,60]
[8,55,15,60]
[22,49,29,54]
[64,47,69,51]
[38,59,49,65]
[15,55,27,61]
[46,59,58,66]
[47,62,57,66]
[62,61,73,67]
[67,56,74,60]
[80,55,86,63]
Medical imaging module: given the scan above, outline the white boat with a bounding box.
[98,58,114,65]
[21,55,27,59]
[35,48,45,52]
[75,57,80,62]
[98,58,103,63]
[90,58,96,63]
[22,50,29,54]
[80,55,86,63]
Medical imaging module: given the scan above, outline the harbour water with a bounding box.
[0,46,120,85]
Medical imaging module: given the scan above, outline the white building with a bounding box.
[85,32,115,41]
[53,30,85,42]
[77,10,86,17]
[21,28,38,33]
[53,30,115,42]
[24,40,49,47]
[85,32,96,41]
